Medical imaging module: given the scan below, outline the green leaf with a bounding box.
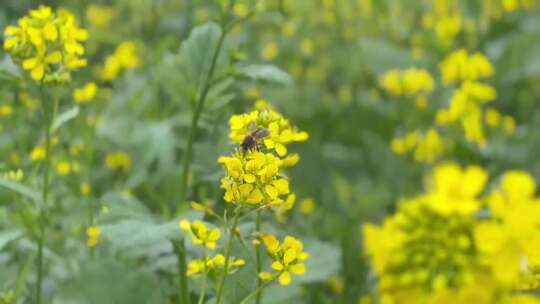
[238,64,293,85]
[0,230,22,251]
[51,106,79,133]
[296,240,341,284]
[0,177,41,204]
[182,22,227,94]
[159,22,230,106]
[52,259,165,304]
[359,38,412,74]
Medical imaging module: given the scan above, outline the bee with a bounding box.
[241,128,270,152]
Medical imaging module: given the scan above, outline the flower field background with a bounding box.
[1,0,540,303]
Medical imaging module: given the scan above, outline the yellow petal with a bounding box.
[45,51,62,64]
[243,174,256,183]
[271,261,284,271]
[265,185,278,199]
[279,272,292,285]
[179,220,191,231]
[275,144,287,156]
[208,229,221,241]
[31,65,45,80]
[259,272,273,281]
[22,58,38,70]
[289,263,306,275]
[283,249,297,264]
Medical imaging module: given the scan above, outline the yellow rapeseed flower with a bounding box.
[86,225,101,247]
[261,41,279,61]
[4,6,87,82]
[105,151,131,171]
[187,254,245,276]
[260,234,309,286]
[100,41,140,81]
[179,220,221,249]
[73,82,98,103]
[30,145,46,161]
[86,4,114,29]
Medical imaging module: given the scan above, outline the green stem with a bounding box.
[239,276,277,304]
[176,30,227,213]
[255,210,262,304]
[175,239,190,304]
[173,20,227,304]
[215,210,240,304]
[197,247,207,304]
[36,86,58,304]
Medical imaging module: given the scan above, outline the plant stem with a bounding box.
[176,30,226,214]
[239,276,277,304]
[197,273,207,304]
[173,24,226,304]
[215,210,240,304]
[255,210,262,304]
[36,86,57,304]
[175,239,190,304]
[197,247,207,304]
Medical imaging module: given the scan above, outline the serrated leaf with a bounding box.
[238,64,292,85]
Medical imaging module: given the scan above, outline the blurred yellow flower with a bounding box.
[80,182,91,196]
[299,198,315,215]
[87,225,101,247]
[0,105,14,117]
[100,41,140,81]
[56,161,72,176]
[261,41,279,61]
[179,220,221,249]
[73,82,98,103]
[105,151,131,171]
[86,4,114,29]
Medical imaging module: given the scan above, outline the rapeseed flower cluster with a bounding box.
[4,6,87,82]
[73,82,98,104]
[259,235,309,286]
[421,0,462,44]
[363,162,540,303]
[379,68,434,109]
[186,254,245,276]
[104,151,131,171]
[86,225,101,248]
[228,108,308,157]
[180,220,244,277]
[437,49,498,146]
[100,41,140,81]
[215,104,309,286]
[391,128,446,163]
[486,0,536,17]
[218,152,291,207]
[180,220,221,250]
